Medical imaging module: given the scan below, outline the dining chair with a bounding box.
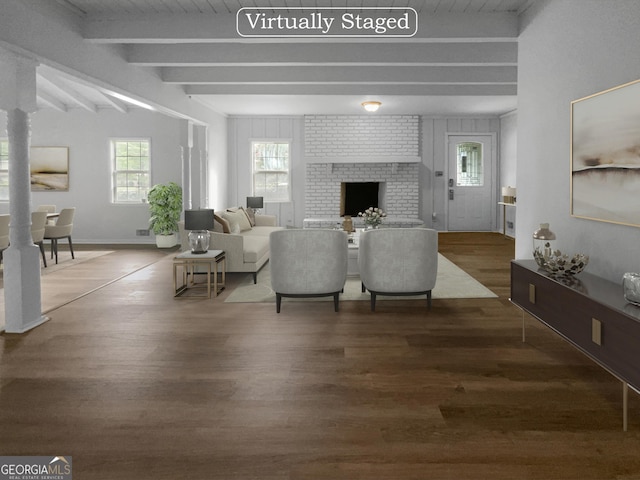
[31,210,48,268]
[44,207,75,264]
[36,205,56,213]
[0,214,10,265]
[37,204,57,225]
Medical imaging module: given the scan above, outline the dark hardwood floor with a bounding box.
[1,233,639,479]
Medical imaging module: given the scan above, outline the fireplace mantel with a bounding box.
[305,156,421,164]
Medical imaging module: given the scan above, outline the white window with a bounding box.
[0,140,8,202]
[111,139,151,203]
[252,140,291,203]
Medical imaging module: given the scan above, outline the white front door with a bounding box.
[447,134,496,231]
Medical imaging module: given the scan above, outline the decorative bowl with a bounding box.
[533,248,589,276]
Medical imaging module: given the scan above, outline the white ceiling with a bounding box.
[39,0,534,117]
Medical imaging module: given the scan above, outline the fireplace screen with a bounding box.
[340,182,380,216]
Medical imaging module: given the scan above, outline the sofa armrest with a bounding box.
[209,231,245,268]
[254,214,277,227]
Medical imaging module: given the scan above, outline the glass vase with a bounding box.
[532,223,556,268]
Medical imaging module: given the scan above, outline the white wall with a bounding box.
[499,111,517,236]
[500,111,517,189]
[517,0,640,281]
[1,108,185,243]
[206,114,228,211]
[227,116,303,227]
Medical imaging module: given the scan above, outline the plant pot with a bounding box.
[155,233,177,248]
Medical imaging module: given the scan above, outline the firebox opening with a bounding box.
[340,182,380,217]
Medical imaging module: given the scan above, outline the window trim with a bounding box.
[110,137,152,204]
[251,138,292,204]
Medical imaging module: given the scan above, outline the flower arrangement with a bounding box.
[358,207,387,228]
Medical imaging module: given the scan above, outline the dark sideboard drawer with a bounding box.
[511,260,640,391]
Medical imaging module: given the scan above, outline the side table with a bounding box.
[498,201,516,237]
[173,249,226,298]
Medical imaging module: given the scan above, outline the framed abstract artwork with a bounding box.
[571,78,640,227]
[30,146,69,191]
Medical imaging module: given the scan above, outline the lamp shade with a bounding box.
[247,196,264,209]
[184,209,214,231]
[501,186,516,197]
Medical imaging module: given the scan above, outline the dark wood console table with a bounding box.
[511,259,640,431]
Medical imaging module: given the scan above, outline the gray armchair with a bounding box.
[358,228,438,311]
[269,229,348,313]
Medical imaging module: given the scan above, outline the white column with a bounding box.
[187,120,194,209]
[0,51,47,333]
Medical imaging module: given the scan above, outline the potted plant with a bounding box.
[148,181,182,248]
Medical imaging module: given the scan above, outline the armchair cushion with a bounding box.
[269,229,348,312]
[358,228,438,310]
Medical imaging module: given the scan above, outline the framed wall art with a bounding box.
[30,146,69,191]
[571,78,640,227]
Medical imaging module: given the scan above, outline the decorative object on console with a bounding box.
[534,249,589,276]
[501,186,516,204]
[532,223,556,259]
[622,272,640,306]
[533,223,588,276]
[185,209,214,254]
[358,207,386,229]
[342,215,354,233]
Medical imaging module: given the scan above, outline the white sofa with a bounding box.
[179,207,283,283]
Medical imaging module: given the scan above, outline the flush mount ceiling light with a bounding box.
[362,101,381,112]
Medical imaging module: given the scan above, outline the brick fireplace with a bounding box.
[305,163,419,217]
[304,115,421,218]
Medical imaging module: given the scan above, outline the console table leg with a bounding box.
[623,381,629,432]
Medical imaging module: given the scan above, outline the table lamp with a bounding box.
[184,209,214,254]
[501,186,516,204]
[246,196,264,215]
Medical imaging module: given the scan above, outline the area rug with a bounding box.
[224,254,497,303]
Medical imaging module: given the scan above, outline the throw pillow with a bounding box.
[221,211,239,234]
[240,206,256,227]
[227,208,252,232]
[214,214,230,233]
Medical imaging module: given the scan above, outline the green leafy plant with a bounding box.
[147,182,182,235]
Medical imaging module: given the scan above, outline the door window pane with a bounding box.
[456,142,483,187]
